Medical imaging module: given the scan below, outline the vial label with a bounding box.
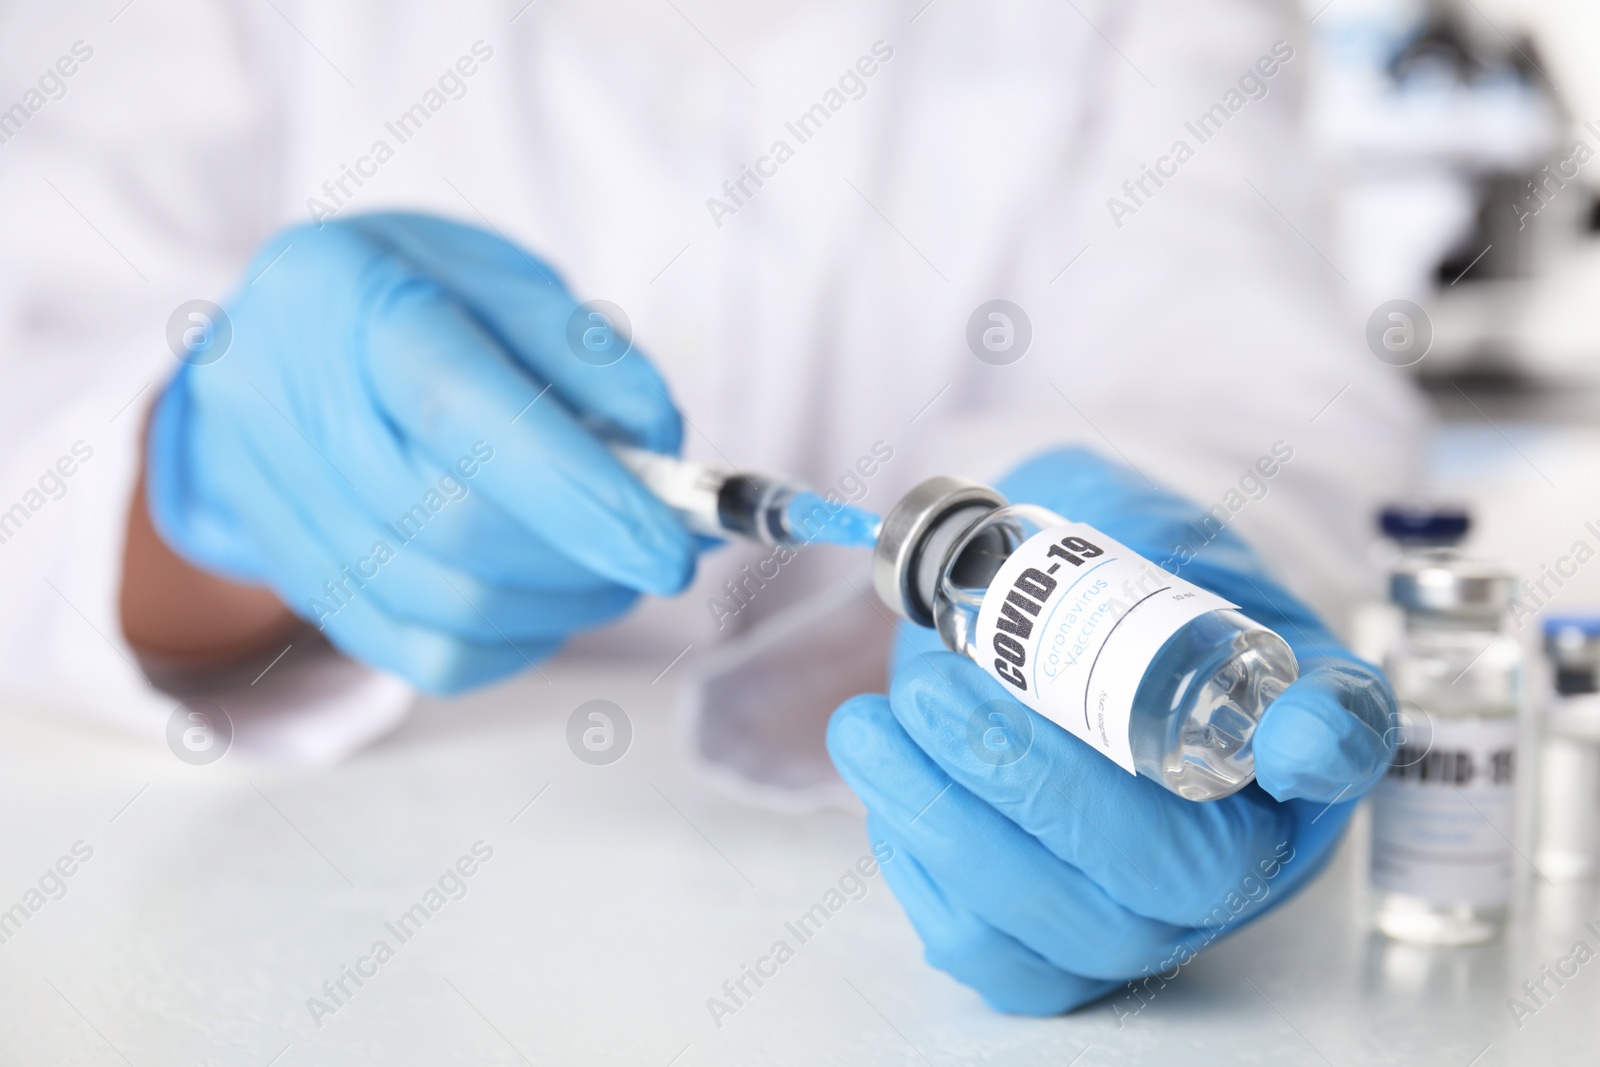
[972,522,1234,773]
[1370,716,1517,907]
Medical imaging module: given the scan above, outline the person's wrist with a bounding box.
[119,402,301,668]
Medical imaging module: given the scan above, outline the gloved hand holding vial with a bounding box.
[827,448,1398,1012]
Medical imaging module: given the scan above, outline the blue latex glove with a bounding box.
[827,447,1396,1015]
[147,213,697,693]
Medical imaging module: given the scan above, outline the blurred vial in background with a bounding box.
[1350,505,1473,665]
[1535,616,1600,882]
[1371,550,1521,945]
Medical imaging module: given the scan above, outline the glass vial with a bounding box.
[1535,616,1600,882]
[872,477,1298,801]
[1371,552,1521,945]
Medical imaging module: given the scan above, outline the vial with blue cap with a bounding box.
[1351,505,1473,665]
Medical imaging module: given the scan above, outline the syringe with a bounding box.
[610,444,880,549]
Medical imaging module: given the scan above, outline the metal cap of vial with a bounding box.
[873,476,1007,627]
[1389,553,1515,618]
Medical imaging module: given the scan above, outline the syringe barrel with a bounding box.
[714,474,796,545]
[610,444,802,546]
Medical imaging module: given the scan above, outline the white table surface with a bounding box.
[0,662,1596,1067]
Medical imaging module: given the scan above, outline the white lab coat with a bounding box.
[0,0,1423,790]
